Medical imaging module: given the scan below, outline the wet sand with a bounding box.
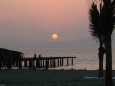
[0,69,115,86]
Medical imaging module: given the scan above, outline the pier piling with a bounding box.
[1,56,76,69]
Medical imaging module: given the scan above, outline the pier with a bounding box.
[0,48,76,69]
[21,57,76,69]
[0,56,76,69]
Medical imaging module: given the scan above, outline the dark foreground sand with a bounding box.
[0,69,115,86]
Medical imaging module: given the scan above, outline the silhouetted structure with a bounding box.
[88,0,115,86]
[89,2,105,78]
[22,56,76,70]
[0,48,23,69]
[0,49,76,69]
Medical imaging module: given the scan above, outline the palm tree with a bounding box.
[89,2,105,78]
[101,0,115,86]
[89,0,115,86]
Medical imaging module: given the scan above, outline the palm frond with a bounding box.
[89,2,101,38]
[88,0,115,39]
[100,0,115,34]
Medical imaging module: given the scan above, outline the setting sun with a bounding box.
[51,34,58,40]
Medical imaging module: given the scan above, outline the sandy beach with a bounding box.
[0,69,115,86]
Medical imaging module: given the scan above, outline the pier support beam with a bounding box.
[67,58,69,66]
[19,60,22,69]
[43,60,45,68]
[29,60,32,68]
[36,59,40,68]
[53,59,56,68]
[62,58,64,66]
[16,61,19,67]
[72,58,73,65]
[57,59,59,66]
[24,60,27,67]
[45,59,49,69]
[60,58,61,66]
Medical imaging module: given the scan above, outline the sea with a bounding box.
[20,48,115,70]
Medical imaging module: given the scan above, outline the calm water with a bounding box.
[21,48,115,70]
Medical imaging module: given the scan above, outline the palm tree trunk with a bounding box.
[104,34,113,86]
[99,54,104,78]
[98,37,104,78]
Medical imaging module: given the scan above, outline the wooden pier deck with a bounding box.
[21,57,76,69]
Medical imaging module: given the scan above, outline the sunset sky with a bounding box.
[0,0,115,49]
